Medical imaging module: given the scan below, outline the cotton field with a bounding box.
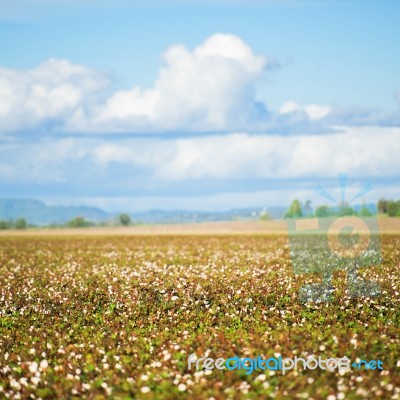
[0,235,399,399]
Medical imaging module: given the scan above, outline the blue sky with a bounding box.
[0,0,399,212]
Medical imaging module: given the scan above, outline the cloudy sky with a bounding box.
[0,0,399,212]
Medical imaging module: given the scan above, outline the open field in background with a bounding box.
[0,217,400,236]
[0,231,399,399]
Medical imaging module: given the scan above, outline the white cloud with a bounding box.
[0,34,272,133]
[0,59,109,132]
[1,125,399,209]
[156,126,400,179]
[279,101,331,120]
[86,125,400,180]
[72,33,270,132]
[2,34,396,135]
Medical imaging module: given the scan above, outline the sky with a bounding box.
[0,0,399,212]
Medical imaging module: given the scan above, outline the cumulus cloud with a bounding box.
[0,34,399,135]
[0,34,278,134]
[0,59,110,132]
[71,33,271,132]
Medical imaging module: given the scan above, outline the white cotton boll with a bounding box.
[29,362,38,373]
[178,383,187,392]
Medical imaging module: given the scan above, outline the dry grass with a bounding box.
[0,217,399,237]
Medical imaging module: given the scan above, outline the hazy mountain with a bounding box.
[0,199,110,225]
[0,198,287,226]
[0,198,379,226]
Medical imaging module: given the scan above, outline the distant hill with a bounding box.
[0,199,110,225]
[0,198,287,226]
[0,198,379,227]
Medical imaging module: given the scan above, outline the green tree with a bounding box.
[0,220,12,230]
[67,217,92,228]
[387,201,399,217]
[315,205,333,218]
[337,203,357,217]
[359,206,372,217]
[118,213,132,226]
[284,199,303,219]
[14,218,27,229]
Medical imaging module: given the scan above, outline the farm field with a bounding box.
[0,232,399,399]
[1,217,400,236]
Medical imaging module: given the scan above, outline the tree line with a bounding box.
[0,218,28,229]
[1,202,399,229]
[285,198,400,219]
[284,200,371,219]
[0,214,134,230]
[377,199,400,217]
